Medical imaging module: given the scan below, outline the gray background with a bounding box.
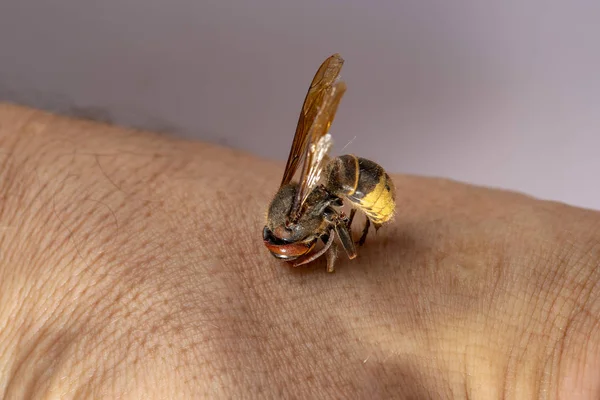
[1,0,598,210]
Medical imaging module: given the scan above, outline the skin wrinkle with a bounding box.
[487,207,571,397]
[557,310,593,399]
[541,294,572,398]
[0,120,192,396]
[50,175,96,271]
[122,155,282,394]
[505,211,577,396]
[53,185,204,397]
[0,158,82,396]
[558,236,600,397]
[514,246,562,396]
[9,330,72,398]
[10,204,103,395]
[537,218,600,398]
[354,252,448,396]
[483,231,508,380]
[13,234,104,394]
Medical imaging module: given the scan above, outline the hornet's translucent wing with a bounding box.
[289,80,347,222]
[279,54,344,187]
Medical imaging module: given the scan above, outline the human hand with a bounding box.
[1,104,598,399]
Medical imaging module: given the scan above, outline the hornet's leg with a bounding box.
[357,217,371,246]
[335,219,357,261]
[325,241,339,273]
[293,230,335,268]
[347,208,357,229]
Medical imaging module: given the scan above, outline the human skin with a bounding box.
[0,103,599,399]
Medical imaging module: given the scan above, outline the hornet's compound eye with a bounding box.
[263,226,289,244]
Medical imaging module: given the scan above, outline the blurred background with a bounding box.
[1,0,598,210]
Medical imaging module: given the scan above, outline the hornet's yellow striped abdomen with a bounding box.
[325,155,396,227]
